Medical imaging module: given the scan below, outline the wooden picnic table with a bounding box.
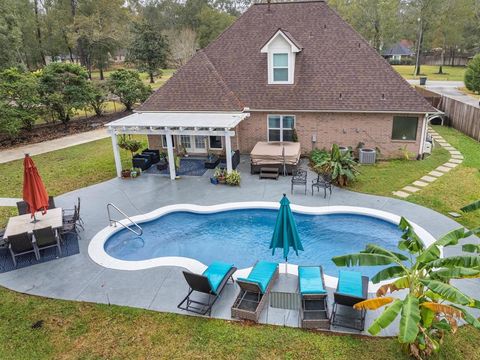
[2,208,63,241]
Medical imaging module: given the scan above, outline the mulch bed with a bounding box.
[0,111,132,150]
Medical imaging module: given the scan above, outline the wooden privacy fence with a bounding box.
[414,86,480,141]
[439,96,480,141]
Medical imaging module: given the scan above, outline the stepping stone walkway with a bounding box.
[392,127,463,198]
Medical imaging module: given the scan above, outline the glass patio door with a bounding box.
[180,135,207,153]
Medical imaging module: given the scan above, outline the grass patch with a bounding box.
[349,146,450,196]
[408,126,480,229]
[0,136,147,199]
[0,286,478,359]
[393,65,466,81]
[458,87,480,100]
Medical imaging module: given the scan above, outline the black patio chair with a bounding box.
[48,196,56,209]
[330,271,369,331]
[16,201,29,215]
[63,197,84,230]
[33,226,62,258]
[7,232,39,267]
[291,169,307,194]
[312,173,333,198]
[61,205,80,240]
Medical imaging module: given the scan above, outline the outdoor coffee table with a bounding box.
[2,208,63,242]
[204,156,220,169]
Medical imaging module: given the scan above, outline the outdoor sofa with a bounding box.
[231,261,279,322]
[330,270,369,331]
[219,150,240,170]
[298,266,329,329]
[178,261,237,316]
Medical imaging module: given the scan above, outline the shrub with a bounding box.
[87,81,109,116]
[0,67,41,132]
[225,170,241,186]
[309,148,329,165]
[311,144,358,186]
[464,54,480,94]
[108,69,152,111]
[38,63,91,125]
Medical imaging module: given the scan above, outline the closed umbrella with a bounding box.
[270,194,303,272]
[23,154,49,223]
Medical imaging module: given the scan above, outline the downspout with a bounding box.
[418,113,428,158]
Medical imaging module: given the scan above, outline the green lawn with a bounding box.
[0,286,478,360]
[408,126,480,229]
[0,136,147,228]
[349,145,450,196]
[392,65,466,81]
[349,125,480,230]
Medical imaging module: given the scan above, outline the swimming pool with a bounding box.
[104,209,403,277]
[89,203,437,283]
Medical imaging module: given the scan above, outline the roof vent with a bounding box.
[381,93,386,100]
[339,93,342,100]
[324,24,327,29]
[358,43,361,48]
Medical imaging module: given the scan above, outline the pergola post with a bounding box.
[165,132,176,180]
[224,131,232,174]
[110,132,122,178]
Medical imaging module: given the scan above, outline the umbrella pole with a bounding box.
[31,212,39,223]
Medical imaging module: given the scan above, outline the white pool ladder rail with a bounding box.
[107,203,143,236]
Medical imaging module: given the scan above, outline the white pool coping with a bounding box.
[88,202,438,291]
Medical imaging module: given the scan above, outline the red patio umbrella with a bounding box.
[23,154,49,222]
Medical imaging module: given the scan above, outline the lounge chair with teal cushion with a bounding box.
[231,261,279,322]
[298,266,329,329]
[178,261,237,316]
[330,270,369,331]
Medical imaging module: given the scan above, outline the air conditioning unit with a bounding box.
[339,146,349,155]
[359,148,376,164]
[423,142,432,154]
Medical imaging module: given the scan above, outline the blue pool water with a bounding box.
[104,209,404,277]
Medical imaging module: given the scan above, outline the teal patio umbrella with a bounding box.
[270,194,303,272]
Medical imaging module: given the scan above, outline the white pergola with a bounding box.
[106,111,250,180]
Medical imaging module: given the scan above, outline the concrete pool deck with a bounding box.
[1,157,478,336]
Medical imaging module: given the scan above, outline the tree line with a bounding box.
[0,0,243,75]
[329,0,480,73]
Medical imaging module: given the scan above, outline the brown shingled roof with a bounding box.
[138,0,435,113]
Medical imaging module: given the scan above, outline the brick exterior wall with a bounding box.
[237,112,424,159]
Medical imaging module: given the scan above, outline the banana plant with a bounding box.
[332,217,480,359]
[313,144,359,187]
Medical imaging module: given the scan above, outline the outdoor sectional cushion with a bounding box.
[337,270,363,297]
[203,261,234,294]
[237,261,278,293]
[299,267,326,295]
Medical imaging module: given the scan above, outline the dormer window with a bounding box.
[273,53,289,82]
[261,29,302,85]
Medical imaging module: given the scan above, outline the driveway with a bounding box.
[407,80,480,108]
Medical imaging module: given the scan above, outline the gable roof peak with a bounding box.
[260,28,302,53]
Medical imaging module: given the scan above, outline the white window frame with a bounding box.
[267,115,296,142]
[272,53,290,84]
[208,136,223,150]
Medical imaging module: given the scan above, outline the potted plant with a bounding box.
[121,169,131,178]
[225,170,241,186]
[213,167,226,184]
[118,135,143,178]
